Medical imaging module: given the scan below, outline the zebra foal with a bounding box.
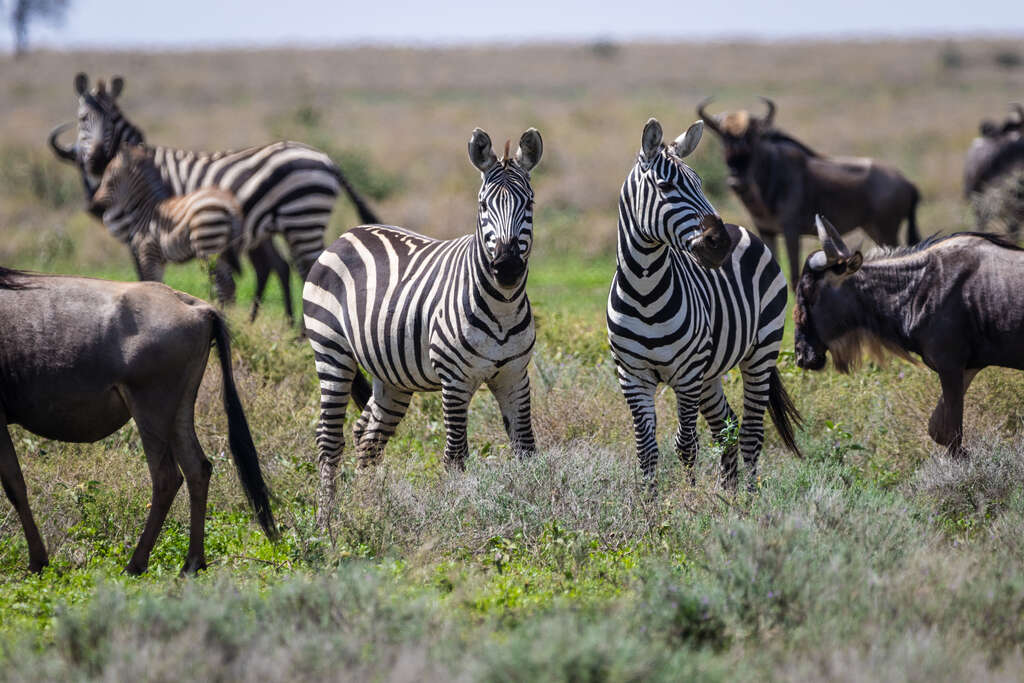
[92,146,245,304]
[607,118,802,491]
[303,128,542,527]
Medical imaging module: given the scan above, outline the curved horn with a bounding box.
[48,121,77,163]
[759,96,776,127]
[815,214,851,262]
[696,96,723,136]
[1011,102,1024,123]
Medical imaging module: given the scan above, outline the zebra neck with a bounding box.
[615,219,672,286]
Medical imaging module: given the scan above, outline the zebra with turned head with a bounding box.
[92,145,245,303]
[303,128,542,527]
[607,118,802,491]
[49,73,381,324]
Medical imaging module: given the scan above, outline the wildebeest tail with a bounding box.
[332,164,380,225]
[767,367,803,457]
[350,369,371,411]
[210,312,278,540]
[906,185,921,245]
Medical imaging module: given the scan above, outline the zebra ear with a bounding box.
[515,128,543,173]
[74,73,88,96]
[670,121,703,159]
[468,128,497,173]
[110,76,125,99]
[641,118,663,161]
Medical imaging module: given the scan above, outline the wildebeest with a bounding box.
[698,97,921,288]
[0,267,276,574]
[794,215,1024,457]
[964,104,1024,235]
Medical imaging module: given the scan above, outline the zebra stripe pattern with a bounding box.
[92,146,243,300]
[71,74,380,319]
[607,118,798,490]
[302,128,542,527]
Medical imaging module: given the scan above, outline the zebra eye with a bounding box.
[656,182,675,193]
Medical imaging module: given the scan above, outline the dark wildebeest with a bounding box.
[794,215,1024,457]
[698,97,921,288]
[0,267,276,574]
[964,104,1024,235]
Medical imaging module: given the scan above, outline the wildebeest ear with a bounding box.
[671,121,703,159]
[110,76,125,98]
[74,73,88,96]
[515,128,543,172]
[845,252,863,274]
[641,118,663,161]
[468,128,497,173]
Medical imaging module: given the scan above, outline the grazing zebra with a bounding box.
[92,146,245,304]
[303,128,543,526]
[607,118,802,490]
[50,73,381,323]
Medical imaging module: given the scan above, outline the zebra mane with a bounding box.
[864,231,1024,262]
[115,147,169,200]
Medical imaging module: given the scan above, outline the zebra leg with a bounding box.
[671,379,703,484]
[699,378,739,489]
[488,370,536,458]
[440,381,477,472]
[311,349,358,529]
[210,256,236,307]
[617,368,659,479]
[738,362,774,493]
[354,383,413,468]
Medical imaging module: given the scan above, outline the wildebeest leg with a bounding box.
[760,231,779,261]
[699,379,738,488]
[928,369,967,458]
[0,422,48,572]
[617,368,659,480]
[353,383,413,467]
[124,404,181,575]
[173,427,212,575]
[488,370,536,458]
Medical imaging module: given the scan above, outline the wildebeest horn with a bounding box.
[815,214,850,262]
[696,97,723,136]
[48,121,77,163]
[1011,103,1024,123]
[759,96,776,127]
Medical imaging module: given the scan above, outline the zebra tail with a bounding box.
[210,312,279,540]
[351,370,371,411]
[767,367,803,457]
[333,165,381,225]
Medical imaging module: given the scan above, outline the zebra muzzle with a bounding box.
[490,244,526,288]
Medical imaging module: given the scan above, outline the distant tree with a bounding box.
[2,0,70,57]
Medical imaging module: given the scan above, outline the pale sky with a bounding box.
[1,0,1022,50]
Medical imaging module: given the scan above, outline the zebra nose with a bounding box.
[490,242,525,287]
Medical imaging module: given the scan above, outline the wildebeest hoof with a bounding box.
[179,557,208,576]
[124,560,147,576]
[28,557,49,574]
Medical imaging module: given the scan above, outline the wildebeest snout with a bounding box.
[490,241,526,287]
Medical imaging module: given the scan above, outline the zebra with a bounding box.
[607,117,802,491]
[91,145,245,304]
[50,73,380,324]
[302,128,543,527]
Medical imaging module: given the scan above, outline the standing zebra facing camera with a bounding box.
[92,146,246,304]
[49,73,381,325]
[607,118,802,491]
[303,128,542,527]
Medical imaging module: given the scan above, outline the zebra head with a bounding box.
[628,118,731,268]
[468,128,543,289]
[73,73,140,181]
[92,146,166,242]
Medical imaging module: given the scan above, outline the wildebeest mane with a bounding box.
[0,266,33,290]
[761,127,820,158]
[864,231,1024,262]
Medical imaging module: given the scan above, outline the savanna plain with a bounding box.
[2,40,1024,681]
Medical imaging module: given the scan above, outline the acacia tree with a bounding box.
[2,0,70,56]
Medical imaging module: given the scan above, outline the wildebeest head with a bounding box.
[794,215,864,371]
[468,127,543,289]
[72,73,131,179]
[630,118,731,267]
[697,96,777,180]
